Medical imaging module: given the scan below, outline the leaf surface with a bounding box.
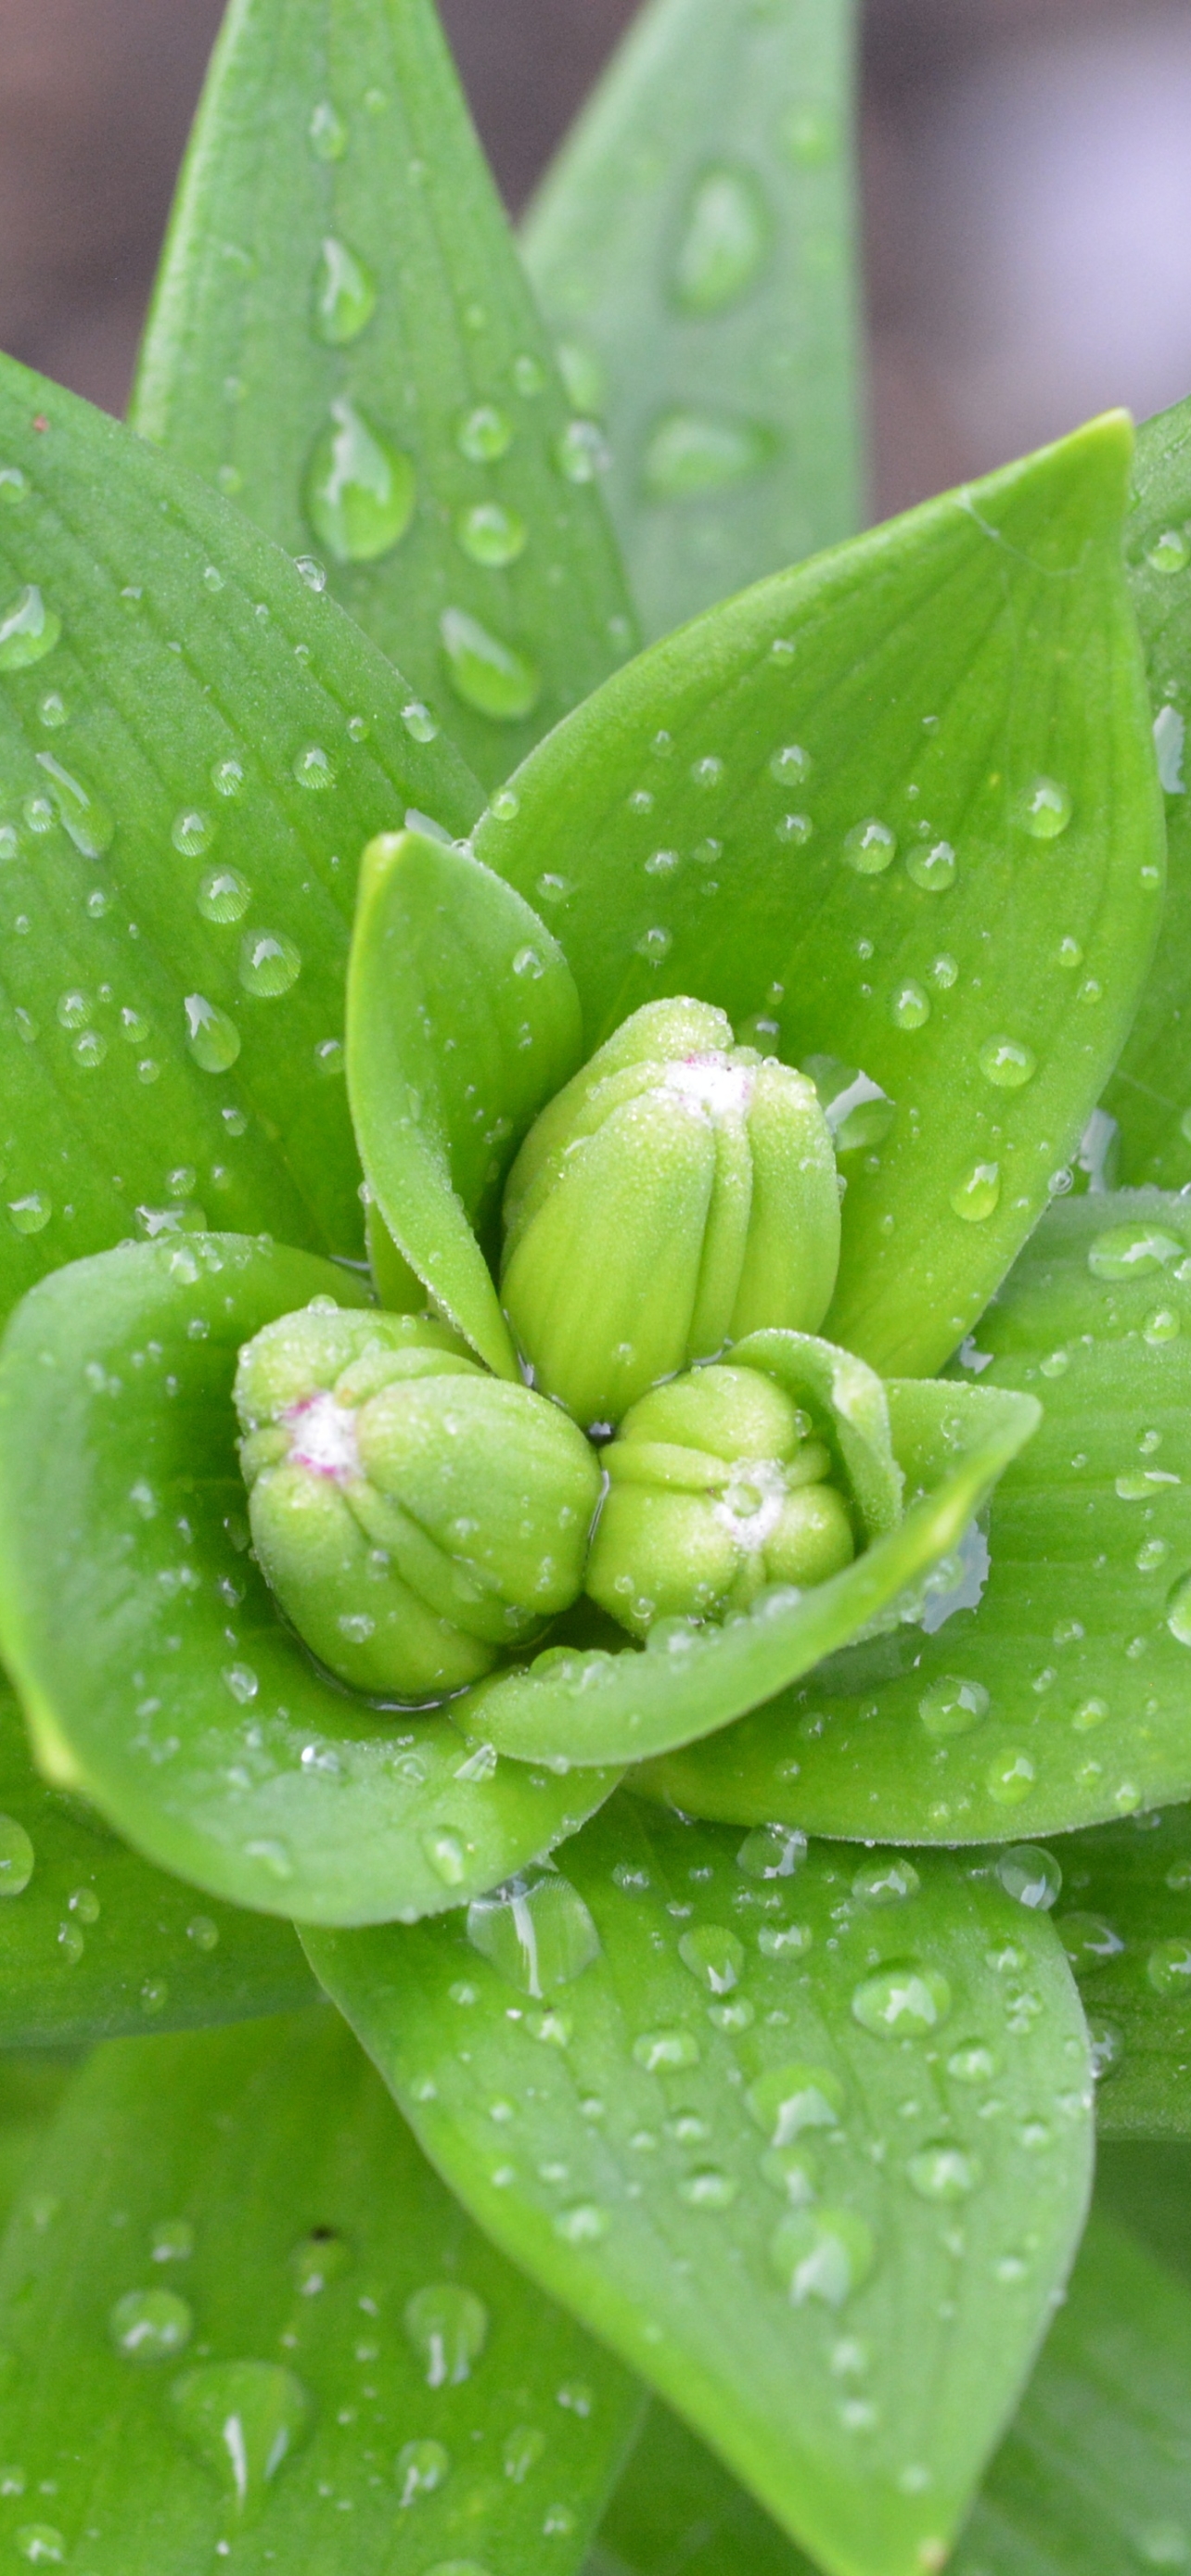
[310,1798,1093,2576]
[0,1680,315,2048]
[475,414,1161,1375]
[133,0,635,784]
[523,0,863,641]
[348,830,583,1371]
[1041,1804,1191,2142]
[455,1376,1037,1768]
[0,2011,641,2572]
[0,352,480,1325]
[644,1192,1191,1843]
[0,2055,75,2237]
[0,1237,619,1924]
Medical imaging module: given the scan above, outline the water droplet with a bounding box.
[288,2225,351,2296]
[6,1193,52,1237]
[1137,2524,1191,2568]
[293,745,336,797]
[1148,1939,1191,1994]
[642,410,776,501]
[906,2144,979,2201]
[0,465,29,504]
[737,1823,807,1880]
[173,809,214,859]
[890,979,929,1031]
[502,2424,544,2482]
[440,607,540,721]
[198,867,250,925]
[1019,777,1072,840]
[456,405,513,463]
[309,100,347,161]
[1167,1575,1191,1645]
[150,2217,193,2263]
[0,585,60,670]
[185,995,241,1072]
[994,1846,1061,1909]
[554,2201,608,2244]
[467,1868,600,1997]
[769,2208,874,2306]
[455,500,527,567]
[852,1857,920,1906]
[555,419,611,483]
[396,2437,451,2505]
[1145,1307,1181,1345]
[422,1827,467,1886]
[676,1923,744,1995]
[979,1036,1037,1089]
[35,753,113,857]
[304,398,416,564]
[72,1029,107,1070]
[238,929,301,997]
[950,1162,1001,1223]
[172,2360,311,2512]
[109,2287,193,2361]
[14,2529,65,2564]
[852,1963,952,2040]
[403,2284,488,2387]
[635,925,672,963]
[947,2043,995,2084]
[747,2063,843,2142]
[918,1675,989,1738]
[0,1816,34,1895]
[1056,1912,1124,1976]
[842,819,896,875]
[38,692,66,728]
[672,162,770,313]
[906,840,955,892]
[1147,530,1189,574]
[1088,1221,1183,1280]
[984,1748,1036,1806]
[211,757,246,799]
[68,1884,99,1923]
[633,2029,700,2072]
[679,2166,738,2209]
[401,699,439,746]
[312,236,376,347]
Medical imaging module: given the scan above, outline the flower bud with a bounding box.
[500,998,840,1429]
[235,1303,601,1700]
[586,1360,856,1637]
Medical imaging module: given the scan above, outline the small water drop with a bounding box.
[633,2029,700,2072]
[401,699,439,744]
[109,2287,193,2360]
[950,1162,1001,1224]
[467,1868,599,1996]
[502,2424,544,2482]
[679,2166,738,2209]
[422,1827,467,1886]
[842,819,896,875]
[309,100,347,161]
[890,979,929,1031]
[1147,530,1189,574]
[211,757,246,799]
[455,500,527,567]
[38,691,66,728]
[672,161,770,313]
[35,753,113,858]
[1019,777,1071,840]
[289,2225,351,2296]
[918,1675,989,1738]
[0,465,29,504]
[737,1822,807,1880]
[172,2360,311,2512]
[1057,1912,1124,1976]
[979,1036,1037,1089]
[151,2217,194,2263]
[173,809,214,858]
[984,1748,1036,1806]
[238,929,301,997]
[906,840,955,892]
[746,2064,843,2142]
[0,585,60,671]
[769,2208,874,2306]
[1088,1221,1182,1281]
[1147,1940,1191,1995]
[947,2043,995,2084]
[456,405,513,463]
[554,2202,608,2243]
[1167,1575,1191,1646]
[13,2530,65,2565]
[440,607,540,721]
[403,2284,488,2386]
[312,236,377,346]
[198,867,250,925]
[642,409,776,501]
[555,419,610,483]
[852,1963,952,2040]
[6,1193,52,1238]
[396,2437,451,2504]
[852,1856,920,1906]
[906,2145,979,2201]
[678,1924,745,1994]
[185,995,241,1072]
[994,1846,1061,1910]
[304,398,416,564]
[0,1816,34,1895]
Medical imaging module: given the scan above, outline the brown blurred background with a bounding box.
[2,0,1191,520]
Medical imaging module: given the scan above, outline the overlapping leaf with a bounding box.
[133,0,635,784]
[1043,1805,1191,2141]
[0,1238,619,1923]
[474,414,1162,1376]
[0,2011,641,2572]
[0,1682,314,2047]
[523,0,863,641]
[645,1192,1191,1844]
[0,352,480,1324]
[310,1799,1092,2576]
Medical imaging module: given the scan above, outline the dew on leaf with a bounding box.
[314,1038,345,1078]
[746,2064,843,2143]
[68,1884,99,1923]
[423,1827,467,1885]
[852,1856,920,1906]
[852,1963,952,2040]
[172,2360,311,2510]
[38,691,65,727]
[761,2143,818,2203]
[13,2528,65,2564]
[947,2043,996,2085]
[72,1030,107,1070]
[35,753,113,857]
[906,2145,980,2202]
[555,420,611,484]
[679,2166,738,2209]
[769,2208,874,2307]
[173,810,214,858]
[6,1194,52,1237]
[678,1924,745,1994]
[672,163,770,314]
[1019,777,1072,839]
[842,819,896,875]
[0,585,60,670]
[312,236,376,346]
[890,979,929,1031]
[198,868,250,925]
[1056,1912,1124,1975]
[109,2287,193,2361]
[633,2029,700,2072]
[456,405,513,463]
[979,1036,1037,1089]
[994,1846,1061,1909]
[289,2225,351,2296]
[642,410,776,501]
[1089,1222,1183,1280]
[304,398,416,564]
[0,1817,34,1895]
[985,1748,1036,1806]
[293,744,336,792]
[1146,530,1189,574]
[396,2436,451,2504]
[440,608,541,721]
[151,2217,194,2263]
[466,1868,600,1997]
[906,840,955,892]
[403,2284,488,2388]
[0,465,29,504]
[1166,1575,1191,1645]
[184,995,241,1072]
[758,1921,813,1958]
[238,930,301,997]
[1147,1939,1191,1994]
[737,1822,807,1880]
[308,100,347,160]
[1145,1307,1181,1344]
[918,1675,989,1737]
[950,1162,1001,1223]
[455,500,528,567]
[211,757,246,798]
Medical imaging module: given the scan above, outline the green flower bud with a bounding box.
[500,998,840,1428]
[235,1302,601,1700]
[586,1360,857,1637]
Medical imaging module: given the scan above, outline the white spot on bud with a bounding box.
[713,1458,788,1550]
[661,1051,754,1120]
[283,1388,360,1480]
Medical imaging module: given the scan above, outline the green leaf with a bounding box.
[454,1374,1037,1769]
[0,2054,75,2236]
[0,2010,641,2570]
[132,0,636,786]
[0,1236,620,1924]
[0,352,481,1324]
[523,0,863,641]
[475,414,1162,1377]
[309,1798,1093,2576]
[348,830,582,1372]
[1037,1804,1191,2142]
[588,2398,813,2576]
[643,1192,1191,1844]
[1105,396,1191,1187]
[0,1678,315,2048]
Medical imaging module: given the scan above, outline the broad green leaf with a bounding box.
[643,1192,1191,1844]
[309,1799,1093,2576]
[0,352,480,1322]
[0,1680,315,2048]
[1096,2137,1191,2268]
[0,1237,619,1924]
[523,0,863,641]
[1040,1805,1191,2142]
[348,830,582,1372]
[1106,395,1191,1186]
[133,0,636,786]
[0,2054,75,2235]
[0,2011,641,2571]
[588,2399,813,2576]
[475,414,1162,1377]
[455,1375,1037,1769]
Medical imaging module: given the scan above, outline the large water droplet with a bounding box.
[238,929,301,997]
[842,820,896,875]
[13,2528,65,2564]
[642,410,776,501]
[456,405,513,464]
[906,2145,979,2202]
[304,398,416,564]
[1019,777,1072,840]
[35,753,113,858]
[984,1748,1037,1806]
[672,163,770,313]
[769,2208,874,2306]
[173,809,213,859]
[1147,530,1190,575]
[198,867,251,925]
[455,500,527,567]
[994,1846,1061,1910]
[737,1822,807,1880]
[308,100,347,161]
[396,2437,450,2505]
[184,994,241,1073]
[633,2029,700,2072]
[172,2361,310,2513]
[1147,1939,1191,1995]
[467,1868,599,1996]
[6,1193,52,1238]
[890,979,929,1031]
[1087,1221,1183,1281]
[1057,1912,1124,1976]
[403,2284,488,2387]
[979,1036,1037,1089]
[109,2287,193,2361]
[0,1816,34,1895]
[0,585,60,671]
[678,1924,745,1995]
[746,2064,843,2143]
[851,1963,952,2040]
[852,1856,920,1906]
[312,236,376,347]
[950,1162,1001,1224]
[440,607,540,721]
[905,840,955,892]
[918,1675,989,1737]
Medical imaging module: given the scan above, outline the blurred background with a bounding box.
[2,0,1191,521]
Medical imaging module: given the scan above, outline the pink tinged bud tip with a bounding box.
[283,1389,361,1481]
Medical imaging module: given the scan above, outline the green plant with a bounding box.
[0,1,1189,2569]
